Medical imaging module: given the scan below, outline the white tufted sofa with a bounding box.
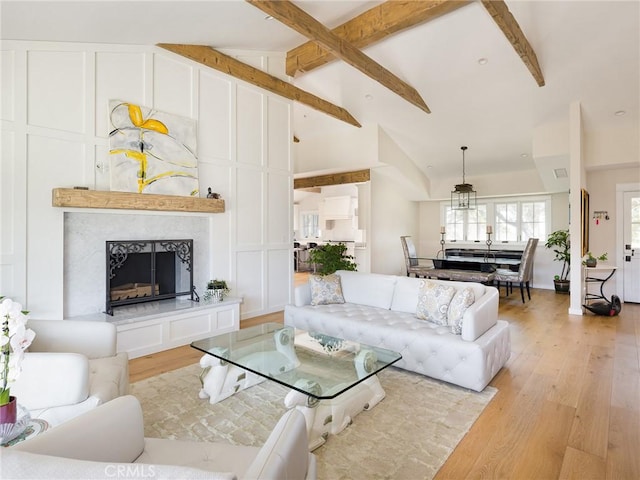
[285,271,511,392]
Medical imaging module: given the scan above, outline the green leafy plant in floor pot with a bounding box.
[308,243,357,275]
[545,229,570,293]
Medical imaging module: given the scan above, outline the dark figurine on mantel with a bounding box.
[206,187,221,199]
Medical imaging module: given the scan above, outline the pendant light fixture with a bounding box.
[451,146,476,210]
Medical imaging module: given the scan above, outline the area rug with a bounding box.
[131,364,496,479]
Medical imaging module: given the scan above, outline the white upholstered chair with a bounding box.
[494,238,539,303]
[7,395,316,480]
[400,236,434,278]
[11,319,129,426]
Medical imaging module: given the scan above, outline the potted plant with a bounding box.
[205,279,229,302]
[307,243,357,275]
[583,252,607,267]
[1,297,35,426]
[545,229,570,293]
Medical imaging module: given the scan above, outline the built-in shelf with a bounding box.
[52,188,224,213]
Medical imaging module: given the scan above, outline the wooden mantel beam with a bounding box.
[247,0,431,114]
[286,0,472,77]
[156,43,361,128]
[480,0,545,87]
[294,169,370,189]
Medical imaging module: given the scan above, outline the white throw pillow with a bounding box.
[447,287,475,334]
[309,274,345,306]
[416,280,456,325]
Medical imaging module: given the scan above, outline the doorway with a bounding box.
[621,190,640,302]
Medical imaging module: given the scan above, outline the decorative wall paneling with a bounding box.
[0,41,293,321]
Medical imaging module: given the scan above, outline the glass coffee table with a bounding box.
[191,323,401,449]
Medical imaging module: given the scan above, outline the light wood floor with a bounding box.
[129,275,640,479]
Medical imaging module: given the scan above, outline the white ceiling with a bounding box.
[2,0,639,188]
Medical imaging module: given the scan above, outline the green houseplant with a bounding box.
[205,279,229,302]
[307,243,357,275]
[545,229,570,293]
[583,252,607,267]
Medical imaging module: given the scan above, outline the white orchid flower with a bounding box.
[10,326,35,353]
[1,296,35,403]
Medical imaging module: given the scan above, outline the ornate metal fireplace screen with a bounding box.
[106,239,195,315]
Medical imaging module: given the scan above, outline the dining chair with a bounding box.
[494,238,539,303]
[400,236,434,278]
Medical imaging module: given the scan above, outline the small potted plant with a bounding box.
[1,297,35,427]
[205,279,229,302]
[545,229,570,293]
[583,252,607,267]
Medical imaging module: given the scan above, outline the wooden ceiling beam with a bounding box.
[294,169,371,189]
[286,0,472,77]
[247,0,431,114]
[480,0,545,87]
[156,43,361,128]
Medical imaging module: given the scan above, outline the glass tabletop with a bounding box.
[191,323,402,400]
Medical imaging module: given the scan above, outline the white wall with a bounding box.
[0,41,292,320]
[428,169,547,200]
[370,168,419,275]
[293,123,379,175]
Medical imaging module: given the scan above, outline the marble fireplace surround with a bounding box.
[64,212,210,318]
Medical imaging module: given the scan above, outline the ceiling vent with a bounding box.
[553,168,568,179]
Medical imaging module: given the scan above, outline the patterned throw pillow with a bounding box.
[447,288,475,335]
[309,274,345,306]
[416,280,456,325]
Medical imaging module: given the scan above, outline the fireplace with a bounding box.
[106,239,196,315]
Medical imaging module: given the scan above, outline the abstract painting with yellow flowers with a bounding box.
[108,100,199,196]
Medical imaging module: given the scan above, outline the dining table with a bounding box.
[428,254,521,273]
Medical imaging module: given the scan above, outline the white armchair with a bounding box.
[11,319,129,426]
[6,395,316,480]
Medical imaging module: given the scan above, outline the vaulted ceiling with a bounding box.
[2,1,639,197]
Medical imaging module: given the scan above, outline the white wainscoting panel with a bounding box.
[198,71,231,161]
[95,51,148,136]
[197,162,231,206]
[236,168,263,245]
[268,172,290,245]
[267,248,290,310]
[95,144,110,190]
[0,129,20,299]
[236,85,263,166]
[236,250,263,316]
[153,53,193,118]
[27,50,86,134]
[1,50,15,121]
[1,130,16,255]
[27,135,87,317]
[114,300,240,359]
[267,97,290,171]
[117,321,164,356]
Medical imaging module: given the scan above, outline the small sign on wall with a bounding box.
[108,100,199,197]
